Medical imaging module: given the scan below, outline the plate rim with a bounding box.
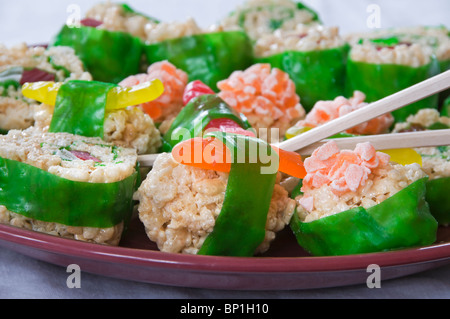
[1,223,449,275]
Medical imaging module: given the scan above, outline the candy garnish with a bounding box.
[302,141,391,195]
[204,118,256,137]
[20,68,55,85]
[21,79,165,111]
[183,80,215,105]
[172,137,306,179]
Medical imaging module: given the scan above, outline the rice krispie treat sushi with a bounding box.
[219,0,320,41]
[0,43,91,133]
[0,127,140,246]
[290,141,438,256]
[142,18,253,91]
[393,108,450,225]
[51,3,149,84]
[23,79,164,155]
[346,25,450,72]
[135,132,305,256]
[346,35,440,122]
[286,91,394,139]
[217,63,305,143]
[254,24,349,111]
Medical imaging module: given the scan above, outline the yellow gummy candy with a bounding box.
[285,126,312,140]
[381,148,423,167]
[22,82,62,106]
[106,79,164,111]
[21,79,165,111]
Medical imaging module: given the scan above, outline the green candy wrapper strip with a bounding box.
[162,94,252,152]
[256,44,349,112]
[296,1,321,22]
[198,132,279,257]
[144,31,254,91]
[0,156,139,228]
[49,80,117,139]
[120,3,160,23]
[51,25,143,84]
[426,177,450,226]
[345,58,440,123]
[442,96,450,116]
[290,178,438,256]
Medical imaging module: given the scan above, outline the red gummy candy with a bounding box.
[183,80,215,105]
[80,18,103,28]
[20,68,55,85]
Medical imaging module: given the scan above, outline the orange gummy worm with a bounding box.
[172,137,306,179]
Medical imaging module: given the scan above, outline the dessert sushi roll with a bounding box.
[346,25,450,106]
[219,0,320,42]
[119,61,188,128]
[0,127,140,246]
[347,25,450,73]
[23,79,164,155]
[217,63,306,143]
[135,131,306,256]
[393,108,450,225]
[290,141,438,256]
[0,43,91,133]
[50,2,156,84]
[142,18,254,91]
[285,91,394,139]
[346,35,440,122]
[254,24,349,111]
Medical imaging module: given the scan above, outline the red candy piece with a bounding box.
[204,118,255,137]
[20,68,55,85]
[70,151,101,163]
[81,18,103,28]
[183,80,215,105]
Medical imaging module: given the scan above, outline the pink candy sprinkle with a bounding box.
[301,141,391,197]
[295,91,394,135]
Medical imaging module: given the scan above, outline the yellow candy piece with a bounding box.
[107,79,164,111]
[285,126,312,140]
[381,148,423,166]
[21,79,165,111]
[22,81,62,106]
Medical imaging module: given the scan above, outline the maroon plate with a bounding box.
[0,217,449,291]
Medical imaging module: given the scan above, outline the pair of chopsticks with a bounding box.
[138,70,450,167]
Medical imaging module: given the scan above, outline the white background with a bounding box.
[1,0,449,47]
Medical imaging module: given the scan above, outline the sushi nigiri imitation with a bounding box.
[291,141,438,256]
[136,129,306,256]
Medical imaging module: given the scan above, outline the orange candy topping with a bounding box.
[172,137,306,179]
[217,64,305,127]
[301,141,391,196]
[294,91,394,135]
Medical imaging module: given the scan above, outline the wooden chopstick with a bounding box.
[137,129,450,167]
[295,129,450,156]
[277,70,450,153]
